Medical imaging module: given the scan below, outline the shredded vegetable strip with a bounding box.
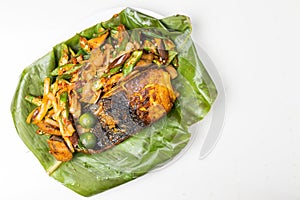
[45,117,59,128]
[44,77,51,95]
[47,161,63,175]
[26,107,39,124]
[26,76,77,161]
[32,98,51,124]
[64,137,75,153]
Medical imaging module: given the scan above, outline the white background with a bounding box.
[1,0,300,199]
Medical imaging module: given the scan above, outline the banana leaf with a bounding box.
[11,7,217,196]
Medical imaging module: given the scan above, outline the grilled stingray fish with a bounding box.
[79,65,177,153]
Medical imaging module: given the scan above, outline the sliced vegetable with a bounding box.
[25,95,42,106]
[143,40,157,54]
[59,91,69,118]
[87,30,109,49]
[58,43,69,66]
[107,53,130,71]
[166,50,178,65]
[123,50,143,76]
[51,64,82,76]
[79,36,90,53]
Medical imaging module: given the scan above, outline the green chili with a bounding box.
[51,64,82,76]
[123,50,143,76]
[25,95,42,107]
[166,50,178,65]
[143,40,157,54]
[102,65,123,78]
[60,91,69,118]
[58,43,69,66]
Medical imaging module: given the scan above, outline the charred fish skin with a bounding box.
[83,65,177,154]
[86,89,147,153]
[90,90,146,153]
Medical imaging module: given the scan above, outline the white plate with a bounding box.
[195,44,226,159]
[6,6,226,200]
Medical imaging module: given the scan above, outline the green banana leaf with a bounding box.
[11,7,217,196]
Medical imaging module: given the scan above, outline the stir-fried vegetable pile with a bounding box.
[25,16,181,162]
